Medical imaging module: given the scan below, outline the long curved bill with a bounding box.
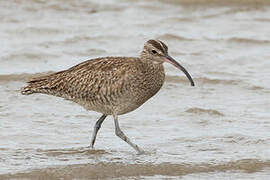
[164,55,195,86]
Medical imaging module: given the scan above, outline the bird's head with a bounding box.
[141,39,195,86]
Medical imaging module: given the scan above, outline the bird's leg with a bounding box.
[113,114,144,154]
[90,114,107,148]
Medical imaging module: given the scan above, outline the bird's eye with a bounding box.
[152,50,157,54]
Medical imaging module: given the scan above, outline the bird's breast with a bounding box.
[115,63,165,115]
[137,64,165,100]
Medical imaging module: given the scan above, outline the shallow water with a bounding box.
[0,0,270,179]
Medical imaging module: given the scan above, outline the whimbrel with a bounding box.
[21,39,195,154]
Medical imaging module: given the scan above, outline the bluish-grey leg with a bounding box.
[113,114,144,154]
[90,114,107,148]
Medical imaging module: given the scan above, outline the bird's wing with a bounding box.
[31,57,142,103]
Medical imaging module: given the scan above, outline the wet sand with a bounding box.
[1,159,270,179]
[1,0,270,179]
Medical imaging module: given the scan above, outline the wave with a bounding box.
[166,76,268,92]
[185,107,224,116]
[48,2,124,13]
[197,77,240,85]
[166,76,240,85]
[227,37,270,45]
[41,35,120,47]
[207,37,270,45]
[1,159,269,179]
[19,27,61,35]
[178,135,269,145]
[160,0,270,5]
[60,36,96,45]
[38,148,108,157]
[0,72,54,82]
[2,52,59,62]
[158,34,194,41]
[165,17,195,22]
[255,18,270,22]
[248,85,265,90]
[223,135,270,145]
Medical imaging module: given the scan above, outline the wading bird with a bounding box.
[21,39,195,154]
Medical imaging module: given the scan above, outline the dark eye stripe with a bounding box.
[147,40,168,54]
[158,40,168,52]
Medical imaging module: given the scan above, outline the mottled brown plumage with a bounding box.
[21,39,195,154]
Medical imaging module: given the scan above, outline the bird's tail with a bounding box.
[21,77,50,95]
[21,70,68,97]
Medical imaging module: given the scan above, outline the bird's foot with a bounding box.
[86,145,95,149]
[136,149,145,155]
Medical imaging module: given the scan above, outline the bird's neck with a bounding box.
[140,56,164,70]
[138,56,165,98]
[138,57,165,80]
